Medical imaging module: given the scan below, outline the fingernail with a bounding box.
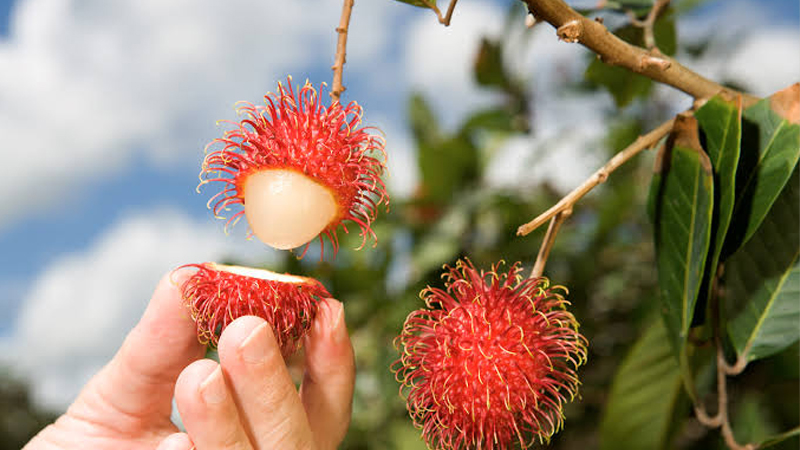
[199,366,226,404]
[327,300,347,343]
[240,322,270,364]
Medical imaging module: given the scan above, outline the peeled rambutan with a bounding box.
[178,262,331,356]
[394,259,588,450]
[199,77,388,257]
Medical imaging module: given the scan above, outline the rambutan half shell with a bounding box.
[199,77,388,258]
[178,262,330,356]
[393,259,588,450]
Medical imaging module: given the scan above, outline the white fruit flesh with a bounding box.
[212,262,309,284]
[243,169,338,250]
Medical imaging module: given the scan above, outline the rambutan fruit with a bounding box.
[393,259,588,450]
[199,77,388,257]
[178,262,331,356]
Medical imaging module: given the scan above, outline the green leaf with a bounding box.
[409,93,479,203]
[726,166,800,363]
[651,115,714,397]
[600,317,686,450]
[585,58,652,108]
[601,0,654,15]
[759,426,800,449]
[729,395,780,446]
[411,205,469,276]
[408,93,440,146]
[473,38,509,89]
[460,109,517,134]
[695,95,742,319]
[673,0,713,13]
[723,84,800,257]
[417,135,479,203]
[653,8,677,56]
[393,0,434,9]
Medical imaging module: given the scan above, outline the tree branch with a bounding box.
[721,352,749,376]
[693,266,756,450]
[694,345,756,450]
[519,0,759,107]
[422,0,460,26]
[441,0,459,26]
[517,118,674,236]
[531,210,571,278]
[330,0,355,103]
[630,0,671,51]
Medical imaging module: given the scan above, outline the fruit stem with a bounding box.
[693,264,756,450]
[531,209,571,278]
[331,0,355,103]
[517,117,674,236]
[421,0,460,26]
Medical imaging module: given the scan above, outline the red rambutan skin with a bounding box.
[199,77,388,258]
[178,263,331,356]
[394,259,588,450]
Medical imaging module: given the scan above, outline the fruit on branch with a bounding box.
[199,77,388,257]
[393,259,587,450]
[178,262,331,355]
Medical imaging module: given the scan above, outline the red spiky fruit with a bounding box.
[394,259,588,450]
[178,262,330,356]
[199,77,388,258]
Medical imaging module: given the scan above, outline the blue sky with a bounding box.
[0,0,417,330]
[0,0,797,411]
[0,0,13,36]
[0,0,797,325]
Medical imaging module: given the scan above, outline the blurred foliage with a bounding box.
[584,7,677,107]
[0,371,57,449]
[4,1,798,449]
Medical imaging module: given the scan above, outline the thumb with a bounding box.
[68,268,205,426]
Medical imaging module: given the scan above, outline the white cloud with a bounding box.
[0,0,397,230]
[404,0,505,127]
[1,207,272,411]
[480,19,611,193]
[677,1,799,97]
[377,118,419,199]
[506,19,593,94]
[486,92,610,194]
[724,29,800,96]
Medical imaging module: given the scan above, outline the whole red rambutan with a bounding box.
[178,262,331,356]
[199,77,388,257]
[394,259,588,450]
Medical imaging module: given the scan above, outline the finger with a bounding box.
[300,299,355,450]
[156,432,194,450]
[70,268,205,422]
[174,359,253,450]
[217,316,315,450]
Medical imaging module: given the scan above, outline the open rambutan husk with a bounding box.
[393,259,588,450]
[178,262,331,356]
[198,76,388,258]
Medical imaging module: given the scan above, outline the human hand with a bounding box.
[24,268,356,450]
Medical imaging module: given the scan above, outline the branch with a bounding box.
[531,210,571,278]
[421,0,460,26]
[517,118,674,236]
[519,0,759,107]
[721,352,748,376]
[330,0,355,103]
[628,0,671,51]
[693,266,756,450]
[694,346,756,450]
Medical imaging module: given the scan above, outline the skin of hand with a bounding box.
[23,268,356,450]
